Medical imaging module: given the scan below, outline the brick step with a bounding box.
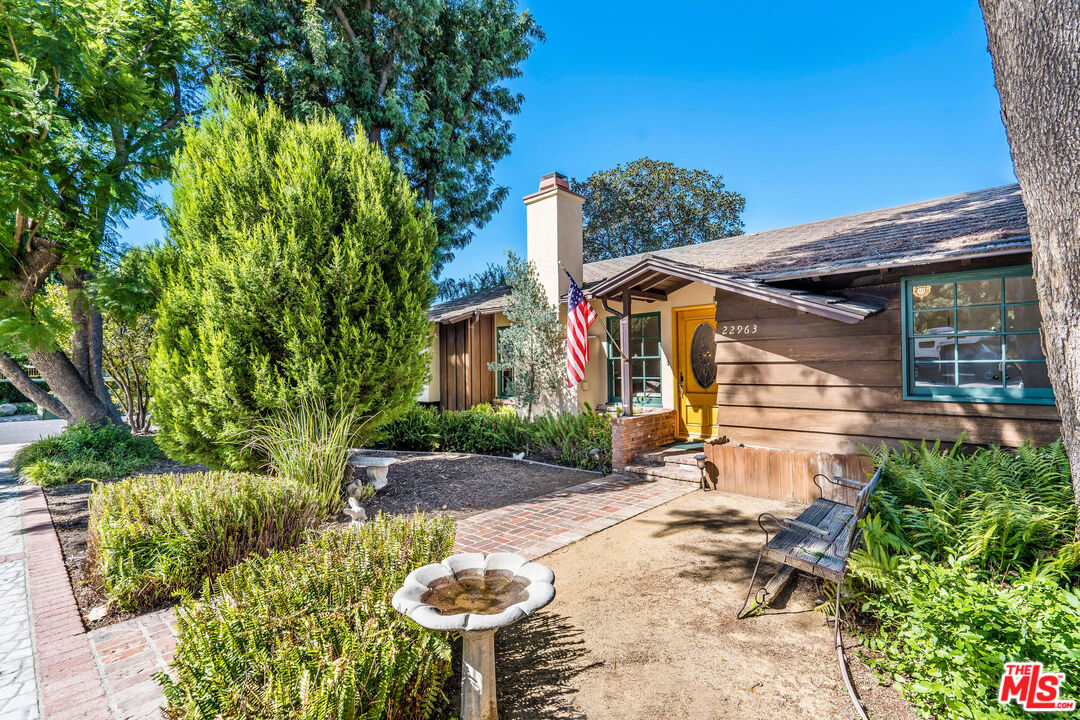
[621,462,703,484]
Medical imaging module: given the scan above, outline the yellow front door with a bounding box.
[675,306,718,439]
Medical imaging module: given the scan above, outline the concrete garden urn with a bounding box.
[392,552,556,720]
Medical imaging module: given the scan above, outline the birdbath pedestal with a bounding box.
[392,552,556,720]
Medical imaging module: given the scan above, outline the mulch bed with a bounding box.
[42,451,598,630]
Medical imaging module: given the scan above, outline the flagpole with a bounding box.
[559,261,628,363]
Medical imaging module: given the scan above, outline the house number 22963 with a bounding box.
[719,324,758,335]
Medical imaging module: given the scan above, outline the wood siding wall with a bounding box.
[438,314,496,411]
[711,283,1062,454]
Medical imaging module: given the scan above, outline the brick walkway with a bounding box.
[22,470,695,719]
[454,474,696,557]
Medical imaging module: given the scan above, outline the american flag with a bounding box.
[565,269,597,388]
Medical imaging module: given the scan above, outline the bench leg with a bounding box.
[833,581,869,720]
[736,548,766,619]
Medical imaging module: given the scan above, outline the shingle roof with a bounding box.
[582,183,1028,283]
[428,284,509,323]
[428,184,1030,321]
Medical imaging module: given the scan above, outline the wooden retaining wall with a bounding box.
[703,442,875,505]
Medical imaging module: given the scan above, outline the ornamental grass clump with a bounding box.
[87,471,326,611]
[159,515,456,720]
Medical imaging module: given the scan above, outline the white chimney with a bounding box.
[524,171,585,306]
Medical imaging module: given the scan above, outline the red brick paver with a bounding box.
[87,609,176,720]
[454,474,695,557]
[20,484,112,720]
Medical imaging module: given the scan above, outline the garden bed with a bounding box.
[43,457,208,630]
[350,451,600,520]
[45,452,596,629]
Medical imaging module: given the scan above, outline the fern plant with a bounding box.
[159,515,456,720]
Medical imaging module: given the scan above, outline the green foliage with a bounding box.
[13,421,162,486]
[488,253,565,418]
[848,440,1080,718]
[374,403,612,472]
[205,0,542,269]
[159,517,456,720]
[0,380,47,404]
[86,471,328,611]
[245,400,366,515]
[436,263,508,301]
[151,86,437,469]
[0,0,202,423]
[858,558,1080,719]
[854,439,1076,579]
[571,157,745,262]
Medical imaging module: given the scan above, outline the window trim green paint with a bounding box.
[900,265,1054,405]
[606,311,663,407]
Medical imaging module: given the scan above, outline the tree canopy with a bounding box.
[571,158,745,262]
[435,263,508,301]
[151,87,437,469]
[0,0,204,423]
[204,0,543,271]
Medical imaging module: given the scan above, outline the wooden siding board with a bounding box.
[712,283,1061,454]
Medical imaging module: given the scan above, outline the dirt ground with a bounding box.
[355,451,599,520]
[478,489,920,720]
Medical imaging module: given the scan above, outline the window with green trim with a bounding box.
[495,326,512,398]
[607,312,662,407]
[902,266,1052,404]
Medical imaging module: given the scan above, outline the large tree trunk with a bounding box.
[89,308,124,424]
[980,0,1080,500]
[0,354,72,420]
[28,349,115,425]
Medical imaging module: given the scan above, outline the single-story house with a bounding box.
[422,172,1060,500]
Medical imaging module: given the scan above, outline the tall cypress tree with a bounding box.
[151,87,437,468]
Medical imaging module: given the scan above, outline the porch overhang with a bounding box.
[584,256,883,324]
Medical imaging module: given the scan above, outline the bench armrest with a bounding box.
[812,473,866,497]
[783,518,830,538]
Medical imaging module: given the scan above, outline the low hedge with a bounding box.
[374,404,612,472]
[160,516,456,720]
[14,420,163,486]
[87,471,327,610]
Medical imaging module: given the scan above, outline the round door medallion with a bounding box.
[690,322,716,388]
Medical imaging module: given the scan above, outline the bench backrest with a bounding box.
[844,466,882,554]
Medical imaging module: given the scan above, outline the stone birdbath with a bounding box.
[392,552,556,720]
[346,453,397,494]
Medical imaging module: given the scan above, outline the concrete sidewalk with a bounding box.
[0,443,36,719]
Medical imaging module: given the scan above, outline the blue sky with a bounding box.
[119,1,1015,281]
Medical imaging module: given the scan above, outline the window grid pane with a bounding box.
[905,268,1050,403]
[608,313,663,405]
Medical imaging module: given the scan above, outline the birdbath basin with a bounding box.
[392,552,556,720]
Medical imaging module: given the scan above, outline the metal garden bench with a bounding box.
[737,466,882,719]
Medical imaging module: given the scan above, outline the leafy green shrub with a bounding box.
[858,439,1076,578]
[159,516,456,720]
[14,402,35,414]
[529,409,612,471]
[87,471,326,610]
[151,86,437,470]
[857,557,1080,718]
[0,379,48,404]
[13,421,163,486]
[245,400,363,515]
[374,404,612,471]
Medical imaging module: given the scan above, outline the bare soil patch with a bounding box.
[352,451,599,520]
[470,489,919,720]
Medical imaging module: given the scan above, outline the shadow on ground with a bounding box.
[448,611,601,719]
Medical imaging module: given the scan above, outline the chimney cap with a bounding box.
[541,171,568,181]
